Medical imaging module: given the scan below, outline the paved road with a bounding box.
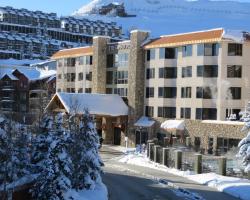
[100,146,240,200]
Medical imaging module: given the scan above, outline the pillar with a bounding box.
[175,150,182,170]
[92,36,110,93]
[219,157,227,176]
[162,148,170,167]
[195,154,202,174]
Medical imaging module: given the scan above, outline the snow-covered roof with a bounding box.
[134,116,155,128]
[0,65,56,81]
[47,92,128,116]
[161,120,185,131]
[0,73,18,80]
[222,29,247,43]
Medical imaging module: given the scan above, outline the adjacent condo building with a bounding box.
[0,6,123,60]
[52,28,250,151]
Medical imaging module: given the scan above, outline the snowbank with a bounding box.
[64,183,108,200]
[119,152,250,200]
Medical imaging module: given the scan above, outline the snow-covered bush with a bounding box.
[70,111,103,190]
[237,111,250,172]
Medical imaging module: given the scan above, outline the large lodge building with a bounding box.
[50,28,250,153]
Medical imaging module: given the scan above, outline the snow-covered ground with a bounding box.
[73,0,250,37]
[64,183,108,200]
[118,150,250,200]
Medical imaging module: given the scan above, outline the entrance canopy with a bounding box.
[134,116,155,127]
[46,92,128,117]
[161,120,185,131]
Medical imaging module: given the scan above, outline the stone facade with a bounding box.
[127,31,149,146]
[92,36,110,93]
[185,120,245,152]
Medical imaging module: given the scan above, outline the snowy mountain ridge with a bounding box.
[73,0,250,37]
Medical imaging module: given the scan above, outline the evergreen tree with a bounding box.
[70,111,103,190]
[32,113,72,200]
[0,117,13,192]
[0,117,30,197]
[12,125,31,181]
[238,110,250,172]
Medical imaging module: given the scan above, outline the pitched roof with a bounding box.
[0,66,56,81]
[144,28,224,49]
[51,46,93,59]
[46,92,128,117]
[0,73,18,80]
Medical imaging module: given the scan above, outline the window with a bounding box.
[85,88,91,93]
[227,65,242,78]
[158,87,177,98]
[196,87,213,99]
[181,87,192,98]
[145,106,154,117]
[106,71,113,84]
[115,53,129,67]
[78,56,84,65]
[182,45,192,57]
[197,43,219,56]
[57,88,61,92]
[146,87,154,98]
[159,48,176,59]
[66,73,75,82]
[196,108,217,120]
[114,71,128,84]
[181,108,191,119]
[106,88,112,94]
[78,88,83,93]
[114,88,128,97]
[182,66,192,78]
[71,73,75,82]
[58,74,62,79]
[158,107,176,118]
[197,65,218,77]
[228,43,242,56]
[159,67,177,79]
[146,68,155,79]
[78,55,93,65]
[66,58,76,67]
[146,49,155,61]
[226,109,241,120]
[228,87,241,99]
[107,54,114,68]
[78,72,83,81]
[86,72,92,81]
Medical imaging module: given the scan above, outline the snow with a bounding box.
[202,120,245,126]
[118,151,250,200]
[0,64,56,81]
[64,183,108,200]
[161,120,185,131]
[48,92,128,116]
[73,0,250,37]
[134,116,155,127]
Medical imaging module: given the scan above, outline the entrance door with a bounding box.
[135,130,148,145]
[114,127,121,145]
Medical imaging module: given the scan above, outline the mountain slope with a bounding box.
[73,0,250,37]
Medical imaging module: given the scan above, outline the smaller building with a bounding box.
[46,92,128,145]
[0,65,56,123]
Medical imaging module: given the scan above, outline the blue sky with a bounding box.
[0,0,91,16]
